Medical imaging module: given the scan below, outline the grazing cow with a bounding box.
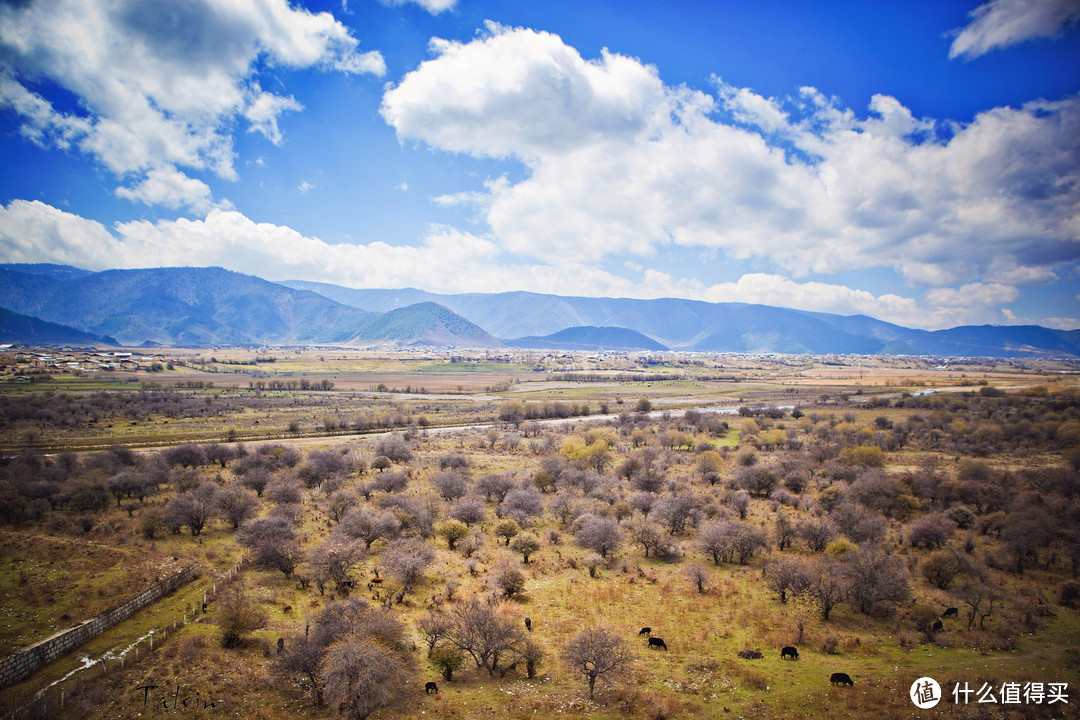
[283,605,292,613]
[648,637,667,651]
[932,620,944,633]
[525,617,532,632]
[639,627,652,636]
[425,682,439,695]
[277,637,284,654]
[942,607,959,618]
[781,646,799,660]
[830,672,854,686]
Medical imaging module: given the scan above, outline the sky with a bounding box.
[0,0,1078,331]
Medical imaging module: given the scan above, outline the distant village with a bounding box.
[0,346,171,380]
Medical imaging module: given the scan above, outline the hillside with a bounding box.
[0,266,374,346]
[351,302,501,347]
[0,308,119,347]
[506,325,668,351]
[0,266,498,348]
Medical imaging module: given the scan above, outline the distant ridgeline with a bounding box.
[0,264,1077,357]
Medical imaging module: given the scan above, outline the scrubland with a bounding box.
[1,355,1078,719]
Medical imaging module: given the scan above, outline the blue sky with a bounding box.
[1,0,1078,330]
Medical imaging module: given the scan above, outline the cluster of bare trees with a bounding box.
[417,597,543,680]
[275,598,414,719]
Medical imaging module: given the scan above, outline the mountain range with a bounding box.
[281,279,1080,357]
[0,265,495,348]
[0,264,1076,357]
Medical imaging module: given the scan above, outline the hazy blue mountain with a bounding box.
[0,307,119,347]
[282,282,438,313]
[507,326,668,351]
[0,266,374,346]
[0,266,61,318]
[919,325,1080,357]
[284,278,1080,357]
[2,266,1076,355]
[793,311,927,350]
[0,263,94,282]
[0,265,499,348]
[281,281,580,337]
[282,282,892,353]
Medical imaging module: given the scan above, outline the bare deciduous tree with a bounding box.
[336,506,402,549]
[450,495,487,526]
[476,473,515,503]
[216,484,259,529]
[431,470,468,501]
[764,555,812,603]
[307,540,365,595]
[164,482,218,536]
[382,537,435,602]
[446,598,527,677]
[510,532,540,563]
[653,492,700,534]
[687,563,709,593]
[215,582,267,648]
[574,514,623,558]
[256,537,304,577]
[798,517,835,552]
[326,490,358,524]
[320,634,411,720]
[957,577,1002,629]
[417,609,452,655]
[276,598,406,708]
[266,477,303,505]
[498,487,544,525]
[806,556,846,621]
[562,627,633,699]
[842,545,910,616]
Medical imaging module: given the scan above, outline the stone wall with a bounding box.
[0,565,199,689]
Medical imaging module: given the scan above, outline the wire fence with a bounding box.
[4,557,245,720]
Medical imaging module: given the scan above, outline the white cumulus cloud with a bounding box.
[115,168,216,214]
[381,23,1080,289]
[0,0,384,210]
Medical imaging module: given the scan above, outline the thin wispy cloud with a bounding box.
[950,0,1080,59]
